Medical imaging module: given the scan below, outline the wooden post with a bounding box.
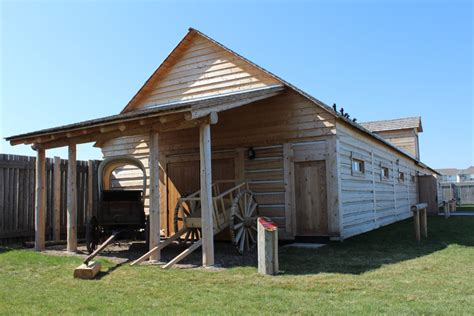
[52,156,61,242]
[257,217,279,275]
[411,203,428,242]
[444,201,450,218]
[420,208,428,238]
[34,147,46,251]
[450,199,457,212]
[200,123,214,267]
[149,131,161,262]
[67,144,77,252]
[87,160,94,222]
[411,206,421,242]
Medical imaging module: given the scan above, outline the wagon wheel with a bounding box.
[144,215,150,249]
[230,190,259,254]
[174,197,201,245]
[86,216,101,254]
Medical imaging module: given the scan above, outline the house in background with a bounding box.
[458,166,474,182]
[360,117,422,160]
[437,168,461,183]
[437,166,474,183]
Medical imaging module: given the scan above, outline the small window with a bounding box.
[351,158,365,175]
[399,171,405,182]
[381,167,390,180]
[411,175,416,182]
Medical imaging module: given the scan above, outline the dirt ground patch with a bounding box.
[41,240,258,269]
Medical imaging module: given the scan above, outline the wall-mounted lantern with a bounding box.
[248,147,256,160]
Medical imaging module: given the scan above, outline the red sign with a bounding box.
[258,217,277,231]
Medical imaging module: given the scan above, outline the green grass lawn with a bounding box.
[1,217,473,314]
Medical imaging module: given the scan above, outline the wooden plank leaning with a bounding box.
[130,227,187,266]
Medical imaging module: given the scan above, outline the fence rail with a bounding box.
[0,154,100,244]
[440,182,474,206]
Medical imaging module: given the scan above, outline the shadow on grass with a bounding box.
[280,216,474,275]
[0,247,13,255]
[95,261,127,279]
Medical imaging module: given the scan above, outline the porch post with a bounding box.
[149,131,161,262]
[34,147,46,251]
[52,156,61,242]
[67,144,77,252]
[200,123,214,267]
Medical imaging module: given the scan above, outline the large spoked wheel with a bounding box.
[230,190,259,254]
[174,198,202,245]
[86,216,101,254]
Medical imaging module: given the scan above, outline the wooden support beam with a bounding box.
[257,217,279,275]
[67,144,77,252]
[149,132,161,262]
[412,207,421,242]
[411,203,427,242]
[184,91,282,120]
[199,123,214,267]
[52,156,61,242]
[34,147,46,251]
[42,124,146,149]
[67,130,88,138]
[87,160,94,221]
[420,208,428,238]
[13,111,221,150]
[159,112,218,133]
[100,125,117,133]
[444,201,450,218]
[159,114,183,124]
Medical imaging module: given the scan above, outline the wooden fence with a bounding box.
[0,154,100,244]
[440,182,474,205]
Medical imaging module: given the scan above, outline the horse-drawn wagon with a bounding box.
[132,180,259,268]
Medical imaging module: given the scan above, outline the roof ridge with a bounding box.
[361,116,421,124]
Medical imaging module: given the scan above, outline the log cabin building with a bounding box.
[6,28,439,266]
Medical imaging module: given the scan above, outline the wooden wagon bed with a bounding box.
[131,180,258,268]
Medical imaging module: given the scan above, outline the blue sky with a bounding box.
[1,0,472,168]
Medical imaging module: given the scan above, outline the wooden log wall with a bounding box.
[0,154,100,244]
[245,145,286,234]
[129,34,280,110]
[374,129,420,160]
[100,90,337,239]
[337,124,430,238]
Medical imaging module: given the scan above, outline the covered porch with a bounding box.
[5,86,284,267]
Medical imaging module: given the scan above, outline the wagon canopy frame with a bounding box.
[98,155,147,202]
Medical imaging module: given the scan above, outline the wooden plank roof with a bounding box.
[361,117,423,133]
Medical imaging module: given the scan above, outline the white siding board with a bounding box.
[337,123,432,239]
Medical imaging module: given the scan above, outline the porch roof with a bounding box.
[5,85,284,149]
